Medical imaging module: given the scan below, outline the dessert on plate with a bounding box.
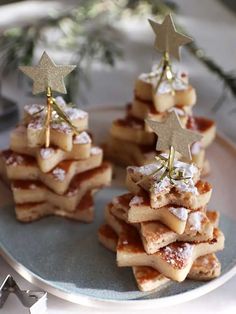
[99,96,224,291]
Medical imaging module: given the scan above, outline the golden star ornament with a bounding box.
[148,14,192,60]
[19,51,76,94]
[146,111,202,160]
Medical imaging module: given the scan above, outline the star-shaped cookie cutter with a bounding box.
[0,274,47,313]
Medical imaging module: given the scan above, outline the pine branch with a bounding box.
[0,0,235,110]
[0,2,123,103]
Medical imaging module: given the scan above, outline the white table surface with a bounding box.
[0,0,236,313]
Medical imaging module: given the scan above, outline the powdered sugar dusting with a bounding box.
[24,104,44,115]
[139,66,162,84]
[129,195,144,206]
[161,243,193,269]
[169,207,188,221]
[40,148,54,159]
[133,163,160,176]
[64,107,88,120]
[28,118,44,130]
[73,132,91,144]
[6,154,24,166]
[138,68,188,94]
[143,158,198,195]
[29,184,37,190]
[173,177,198,195]
[139,72,155,83]
[191,141,201,155]
[157,78,188,94]
[152,176,170,194]
[122,239,128,245]
[25,99,87,134]
[200,255,217,267]
[55,96,66,107]
[52,167,66,181]
[51,122,72,134]
[188,211,204,231]
[91,147,102,155]
[131,157,199,195]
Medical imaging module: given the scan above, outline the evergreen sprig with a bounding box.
[0,0,235,109]
[187,41,236,111]
[0,1,123,102]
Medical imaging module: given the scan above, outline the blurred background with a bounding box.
[0,0,236,142]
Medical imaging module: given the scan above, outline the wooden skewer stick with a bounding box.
[45,86,53,148]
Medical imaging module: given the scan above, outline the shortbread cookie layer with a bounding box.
[1,147,103,194]
[10,125,92,172]
[98,225,221,291]
[117,225,224,282]
[11,162,112,211]
[24,104,89,151]
[16,190,96,223]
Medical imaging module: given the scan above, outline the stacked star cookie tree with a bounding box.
[0,52,112,222]
[99,111,224,291]
[105,14,215,175]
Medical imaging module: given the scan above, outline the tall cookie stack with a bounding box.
[0,52,112,223]
[0,99,112,223]
[99,147,224,291]
[99,105,224,291]
[105,15,215,176]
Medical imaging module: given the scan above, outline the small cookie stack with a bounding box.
[0,98,112,222]
[105,71,215,175]
[99,159,224,291]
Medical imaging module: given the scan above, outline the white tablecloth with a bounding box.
[0,0,236,313]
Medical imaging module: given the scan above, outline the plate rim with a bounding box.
[1,234,236,309]
[0,105,236,308]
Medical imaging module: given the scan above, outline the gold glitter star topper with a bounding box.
[148,14,192,93]
[19,51,75,94]
[146,111,202,160]
[137,111,202,186]
[149,13,192,60]
[19,51,77,147]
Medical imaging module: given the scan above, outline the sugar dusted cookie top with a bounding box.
[138,69,189,92]
[127,156,200,196]
[24,100,88,124]
[23,97,89,151]
[73,131,91,145]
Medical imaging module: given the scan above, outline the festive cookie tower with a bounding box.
[105,14,215,175]
[0,52,112,222]
[99,110,224,291]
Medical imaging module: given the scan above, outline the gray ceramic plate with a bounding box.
[0,107,235,309]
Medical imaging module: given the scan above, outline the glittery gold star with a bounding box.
[148,14,192,60]
[19,51,76,94]
[146,111,202,160]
